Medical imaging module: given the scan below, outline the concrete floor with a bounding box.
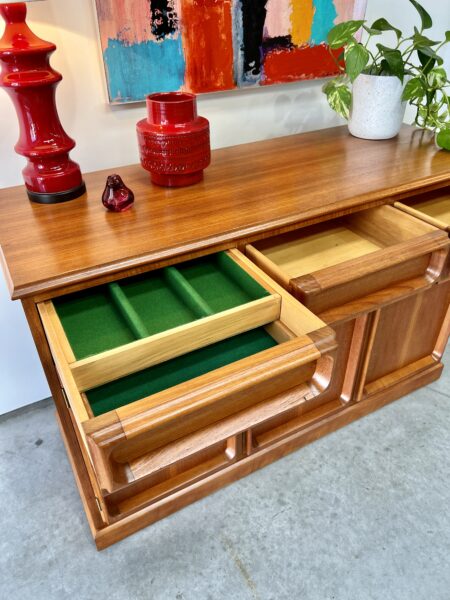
[1,346,449,600]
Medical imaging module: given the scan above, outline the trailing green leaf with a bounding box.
[362,25,382,36]
[344,43,370,82]
[411,31,439,47]
[417,49,435,74]
[409,0,432,31]
[417,45,444,66]
[327,20,365,49]
[427,68,447,89]
[370,18,402,40]
[436,128,450,150]
[322,79,352,119]
[402,77,426,101]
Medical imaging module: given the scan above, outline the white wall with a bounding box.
[0,0,448,414]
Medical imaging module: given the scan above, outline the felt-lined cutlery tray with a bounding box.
[38,249,333,497]
[51,251,279,394]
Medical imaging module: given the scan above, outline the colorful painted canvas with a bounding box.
[95,0,367,104]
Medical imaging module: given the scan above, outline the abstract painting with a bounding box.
[95,0,367,104]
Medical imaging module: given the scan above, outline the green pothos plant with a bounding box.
[322,0,450,150]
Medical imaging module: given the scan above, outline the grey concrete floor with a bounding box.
[1,346,449,600]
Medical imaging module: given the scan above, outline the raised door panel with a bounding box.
[365,281,450,386]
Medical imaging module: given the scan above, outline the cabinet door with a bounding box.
[363,280,450,396]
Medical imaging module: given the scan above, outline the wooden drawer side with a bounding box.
[395,191,450,232]
[246,204,450,314]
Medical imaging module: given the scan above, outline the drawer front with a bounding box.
[103,434,246,518]
[246,205,450,317]
[248,318,361,450]
[38,249,338,516]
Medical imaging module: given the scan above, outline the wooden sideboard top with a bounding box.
[1,125,449,300]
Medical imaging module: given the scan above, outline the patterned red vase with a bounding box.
[136,92,211,187]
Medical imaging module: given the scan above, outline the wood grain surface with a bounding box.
[1,125,450,300]
[5,125,448,549]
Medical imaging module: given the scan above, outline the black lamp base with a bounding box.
[27,182,87,204]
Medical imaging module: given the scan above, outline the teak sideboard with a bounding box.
[1,126,449,550]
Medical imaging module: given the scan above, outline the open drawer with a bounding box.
[246,205,450,315]
[395,190,450,233]
[38,249,336,504]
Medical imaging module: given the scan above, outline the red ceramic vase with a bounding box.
[136,92,211,187]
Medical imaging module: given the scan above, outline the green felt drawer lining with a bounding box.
[116,270,198,338]
[217,252,269,299]
[163,266,214,318]
[86,328,277,417]
[176,253,269,314]
[54,288,136,359]
[108,282,150,339]
[54,252,271,361]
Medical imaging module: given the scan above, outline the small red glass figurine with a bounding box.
[102,175,134,212]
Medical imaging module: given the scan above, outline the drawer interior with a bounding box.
[54,252,271,361]
[47,252,283,395]
[395,191,450,231]
[247,205,436,285]
[86,327,277,416]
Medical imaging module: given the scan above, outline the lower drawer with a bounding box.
[103,434,245,518]
[39,249,338,507]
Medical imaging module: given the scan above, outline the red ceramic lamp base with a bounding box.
[27,182,87,205]
[0,3,85,204]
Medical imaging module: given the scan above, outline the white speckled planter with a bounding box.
[348,74,406,140]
